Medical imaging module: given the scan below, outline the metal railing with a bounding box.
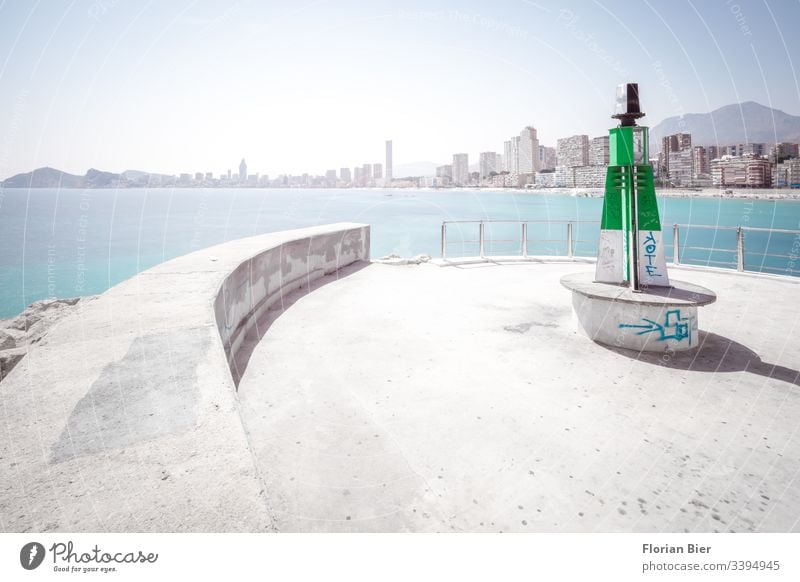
[671,224,800,275]
[440,220,800,277]
[441,220,598,260]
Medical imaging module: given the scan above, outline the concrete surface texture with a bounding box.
[0,223,369,532]
[237,261,800,532]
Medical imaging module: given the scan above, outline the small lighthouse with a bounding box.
[595,83,670,290]
[561,83,716,352]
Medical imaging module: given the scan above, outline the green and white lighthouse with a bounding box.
[595,83,670,289]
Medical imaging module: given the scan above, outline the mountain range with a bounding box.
[3,101,799,187]
[0,167,178,189]
[649,101,800,150]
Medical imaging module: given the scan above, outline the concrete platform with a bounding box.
[237,261,800,533]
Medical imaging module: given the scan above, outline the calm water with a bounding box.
[1,187,798,318]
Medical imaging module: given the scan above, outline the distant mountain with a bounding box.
[392,161,438,177]
[650,101,800,150]
[1,167,86,188]
[1,167,171,188]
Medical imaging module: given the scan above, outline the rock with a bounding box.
[7,297,84,332]
[0,296,97,384]
[0,329,16,350]
[0,347,26,381]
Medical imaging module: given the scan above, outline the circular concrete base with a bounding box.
[560,272,716,352]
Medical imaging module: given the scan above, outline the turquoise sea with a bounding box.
[0,187,798,318]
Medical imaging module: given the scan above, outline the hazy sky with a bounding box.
[1,0,799,178]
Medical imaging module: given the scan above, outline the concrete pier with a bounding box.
[0,223,369,532]
[1,228,799,533]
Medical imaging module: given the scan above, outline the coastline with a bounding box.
[385,186,800,200]
[3,185,799,200]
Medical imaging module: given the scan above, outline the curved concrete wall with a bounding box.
[0,222,369,532]
[214,224,370,372]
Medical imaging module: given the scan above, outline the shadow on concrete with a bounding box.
[230,260,370,387]
[440,258,595,270]
[602,331,800,388]
[638,284,716,305]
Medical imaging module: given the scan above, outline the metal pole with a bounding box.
[567,222,574,258]
[441,223,447,259]
[672,224,680,265]
[736,227,745,272]
[479,222,485,259]
[629,166,641,291]
[521,223,528,258]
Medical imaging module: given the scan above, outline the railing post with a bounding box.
[479,222,485,259]
[567,222,574,258]
[441,222,447,259]
[521,223,528,258]
[672,224,680,265]
[736,227,745,272]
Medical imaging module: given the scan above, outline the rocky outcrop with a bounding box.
[0,296,96,381]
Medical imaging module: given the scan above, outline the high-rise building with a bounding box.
[436,165,452,178]
[239,158,247,182]
[479,151,499,178]
[660,133,691,179]
[205,172,213,181]
[692,146,709,177]
[373,163,383,180]
[589,136,609,166]
[711,155,772,187]
[662,133,693,184]
[518,126,541,174]
[325,169,337,186]
[770,142,799,162]
[736,143,766,157]
[385,140,393,180]
[353,166,363,185]
[227,169,232,180]
[452,153,469,186]
[774,158,800,187]
[504,136,520,174]
[539,145,556,171]
[340,167,351,182]
[557,135,589,167]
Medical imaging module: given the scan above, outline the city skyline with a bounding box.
[1,1,800,179]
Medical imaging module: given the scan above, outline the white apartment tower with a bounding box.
[504,136,520,174]
[452,153,469,186]
[518,126,541,174]
[479,152,499,178]
[385,140,393,180]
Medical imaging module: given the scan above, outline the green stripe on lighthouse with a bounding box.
[634,165,661,231]
[599,166,623,230]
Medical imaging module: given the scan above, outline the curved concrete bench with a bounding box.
[0,222,369,532]
[561,272,716,352]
